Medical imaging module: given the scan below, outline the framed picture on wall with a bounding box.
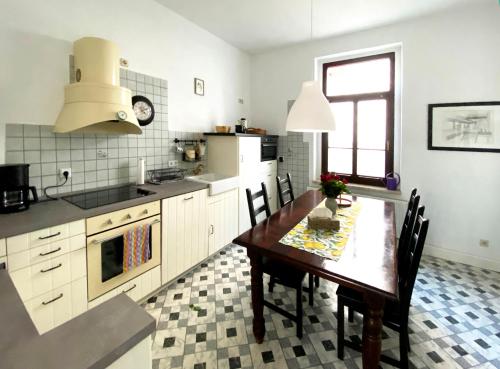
[428,101,500,152]
[194,78,204,96]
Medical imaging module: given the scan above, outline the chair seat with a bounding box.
[262,258,306,288]
[336,285,401,325]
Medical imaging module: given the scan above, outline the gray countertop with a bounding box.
[0,180,208,239]
[0,270,155,369]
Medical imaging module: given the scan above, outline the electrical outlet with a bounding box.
[168,160,178,167]
[59,168,72,179]
[479,239,489,248]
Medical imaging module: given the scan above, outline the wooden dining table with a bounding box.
[233,190,398,369]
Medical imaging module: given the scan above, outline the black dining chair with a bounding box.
[346,189,420,323]
[276,173,320,290]
[276,173,295,208]
[246,182,313,338]
[337,207,429,369]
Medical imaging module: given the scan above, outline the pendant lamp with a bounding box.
[286,1,336,132]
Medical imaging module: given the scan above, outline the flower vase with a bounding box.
[325,197,337,216]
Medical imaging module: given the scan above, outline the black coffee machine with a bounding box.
[0,164,38,213]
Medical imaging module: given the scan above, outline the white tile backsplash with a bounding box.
[4,69,206,197]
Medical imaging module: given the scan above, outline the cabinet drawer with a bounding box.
[8,238,69,272]
[86,201,160,235]
[29,224,69,249]
[6,220,85,255]
[259,160,277,175]
[0,238,5,257]
[24,278,88,335]
[26,283,72,334]
[10,250,84,302]
[88,267,159,309]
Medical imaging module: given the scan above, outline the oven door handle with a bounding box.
[262,143,277,147]
[91,219,160,244]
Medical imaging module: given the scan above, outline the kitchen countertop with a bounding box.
[203,132,272,137]
[0,269,155,369]
[0,180,208,239]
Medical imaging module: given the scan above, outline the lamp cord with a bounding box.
[310,0,313,41]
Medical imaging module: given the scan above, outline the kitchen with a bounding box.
[1,1,500,369]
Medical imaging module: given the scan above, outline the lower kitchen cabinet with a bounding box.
[162,189,208,284]
[208,188,238,255]
[25,277,87,334]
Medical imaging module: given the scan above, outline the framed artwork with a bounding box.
[194,78,204,96]
[428,101,500,152]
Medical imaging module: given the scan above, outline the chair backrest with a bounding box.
[397,191,419,268]
[246,182,272,227]
[399,208,429,313]
[276,173,295,208]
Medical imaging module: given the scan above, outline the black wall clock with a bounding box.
[132,95,155,126]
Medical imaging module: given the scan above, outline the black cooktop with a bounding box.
[62,185,155,210]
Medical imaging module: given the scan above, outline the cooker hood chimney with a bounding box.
[54,37,141,134]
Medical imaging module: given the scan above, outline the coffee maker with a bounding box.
[0,164,38,213]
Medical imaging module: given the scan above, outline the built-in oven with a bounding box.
[261,135,278,161]
[86,203,161,301]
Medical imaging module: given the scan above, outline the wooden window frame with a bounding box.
[321,52,395,187]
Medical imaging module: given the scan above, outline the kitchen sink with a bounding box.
[186,173,239,196]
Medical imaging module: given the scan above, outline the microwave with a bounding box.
[261,135,278,161]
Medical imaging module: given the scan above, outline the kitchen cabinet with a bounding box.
[206,136,278,233]
[162,189,208,284]
[6,220,88,334]
[25,277,87,334]
[208,188,238,255]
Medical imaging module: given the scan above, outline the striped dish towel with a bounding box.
[123,224,151,272]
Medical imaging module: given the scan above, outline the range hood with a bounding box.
[54,37,141,134]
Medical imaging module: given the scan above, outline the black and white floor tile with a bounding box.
[142,244,500,369]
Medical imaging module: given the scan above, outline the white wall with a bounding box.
[250,2,500,270]
[0,0,251,163]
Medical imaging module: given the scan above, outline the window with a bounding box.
[321,52,395,186]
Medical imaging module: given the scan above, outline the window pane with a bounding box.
[328,148,352,174]
[357,149,385,177]
[358,99,387,150]
[328,102,353,148]
[326,58,391,96]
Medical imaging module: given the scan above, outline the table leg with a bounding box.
[248,250,265,343]
[362,292,385,369]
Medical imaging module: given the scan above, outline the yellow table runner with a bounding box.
[279,200,362,261]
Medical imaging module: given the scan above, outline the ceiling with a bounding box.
[155,0,483,54]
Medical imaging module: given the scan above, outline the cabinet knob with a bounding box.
[143,209,149,215]
[126,214,132,220]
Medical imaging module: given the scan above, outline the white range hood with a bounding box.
[54,37,141,135]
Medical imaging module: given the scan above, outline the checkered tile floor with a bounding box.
[142,244,500,369]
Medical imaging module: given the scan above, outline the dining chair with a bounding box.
[347,189,419,323]
[336,206,429,369]
[246,182,313,338]
[276,173,320,289]
[276,173,295,207]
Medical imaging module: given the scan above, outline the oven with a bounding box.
[86,202,161,301]
[261,135,278,161]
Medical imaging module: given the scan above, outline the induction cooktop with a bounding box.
[62,184,155,210]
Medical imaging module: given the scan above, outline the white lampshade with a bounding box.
[286,81,336,132]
